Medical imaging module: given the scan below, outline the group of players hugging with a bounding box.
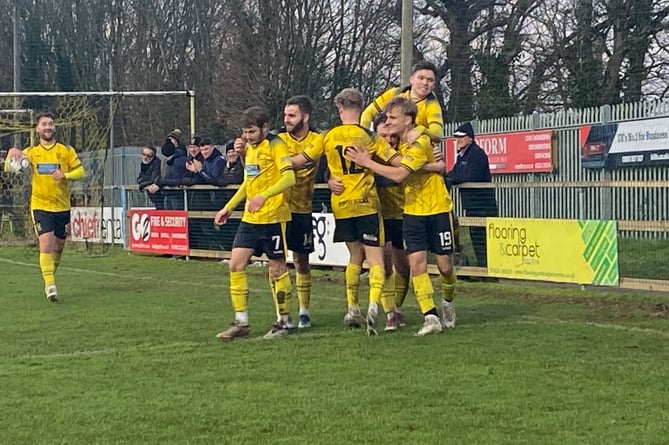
[213,61,459,341]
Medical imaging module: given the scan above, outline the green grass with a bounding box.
[1,246,668,444]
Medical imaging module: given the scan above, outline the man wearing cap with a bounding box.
[446,122,498,269]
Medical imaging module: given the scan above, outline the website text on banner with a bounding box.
[486,217,619,286]
[443,129,555,174]
[128,209,189,255]
[580,117,669,169]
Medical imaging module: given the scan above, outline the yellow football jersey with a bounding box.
[399,133,453,216]
[377,182,404,220]
[305,124,398,219]
[278,130,324,214]
[23,142,83,212]
[360,86,444,143]
[242,134,293,224]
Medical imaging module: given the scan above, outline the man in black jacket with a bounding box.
[137,146,163,209]
[446,122,498,268]
[157,129,188,210]
[219,140,244,186]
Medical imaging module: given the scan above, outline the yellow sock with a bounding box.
[393,272,410,307]
[368,264,385,308]
[274,271,293,316]
[380,272,396,313]
[53,251,62,273]
[39,252,56,288]
[296,272,311,310]
[345,263,361,308]
[412,272,436,315]
[268,271,280,319]
[440,269,457,302]
[229,271,248,313]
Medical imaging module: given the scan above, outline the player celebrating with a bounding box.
[279,96,324,329]
[294,88,399,335]
[372,114,410,331]
[214,107,296,341]
[346,97,456,336]
[360,60,444,143]
[5,112,85,302]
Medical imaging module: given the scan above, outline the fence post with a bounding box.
[600,104,613,220]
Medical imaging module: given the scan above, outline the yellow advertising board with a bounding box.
[486,218,619,286]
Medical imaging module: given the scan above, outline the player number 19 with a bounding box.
[438,231,452,248]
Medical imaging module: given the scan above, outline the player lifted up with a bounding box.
[360,60,444,144]
[6,112,85,302]
[346,97,456,336]
[214,106,296,341]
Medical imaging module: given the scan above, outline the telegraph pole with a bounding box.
[400,0,413,84]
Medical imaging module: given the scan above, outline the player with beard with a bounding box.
[6,112,85,302]
[214,106,296,341]
[278,96,324,329]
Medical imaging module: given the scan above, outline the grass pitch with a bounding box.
[1,246,668,444]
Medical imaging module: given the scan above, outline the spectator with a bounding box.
[136,145,164,209]
[184,137,225,186]
[186,136,204,162]
[219,140,244,186]
[156,128,188,210]
[183,136,226,215]
[446,122,498,269]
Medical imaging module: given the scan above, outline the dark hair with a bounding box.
[383,97,417,124]
[144,145,157,154]
[240,106,270,129]
[286,95,313,116]
[372,113,388,131]
[411,60,438,76]
[36,112,55,124]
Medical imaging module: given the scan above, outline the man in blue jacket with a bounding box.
[446,122,498,269]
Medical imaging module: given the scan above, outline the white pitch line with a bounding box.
[524,316,669,339]
[4,318,668,363]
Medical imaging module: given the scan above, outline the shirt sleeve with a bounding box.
[369,133,399,165]
[360,88,397,129]
[271,137,294,173]
[424,99,445,143]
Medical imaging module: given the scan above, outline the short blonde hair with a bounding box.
[383,97,417,124]
[334,88,364,111]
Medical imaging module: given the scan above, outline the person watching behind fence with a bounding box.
[137,145,164,209]
[445,122,498,271]
[156,128,188,210]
